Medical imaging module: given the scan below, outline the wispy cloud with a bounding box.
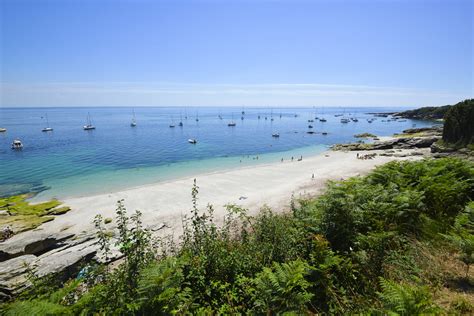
[0,82,468,107]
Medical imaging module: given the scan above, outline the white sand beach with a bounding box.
[30,148,428,239]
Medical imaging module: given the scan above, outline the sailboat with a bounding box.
[41,114,53,132]
[169,116,176,128]
[83,113,96,130]
[195,111,199,122]
[130,110,137,127]
[228,113,236,126]
[178,114,183,127]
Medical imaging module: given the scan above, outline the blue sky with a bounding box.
[0,0,472,107]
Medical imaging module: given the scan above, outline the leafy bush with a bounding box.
[378,278,440,315]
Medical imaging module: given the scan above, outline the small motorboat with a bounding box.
[322,132,328,135]
[319,118,327,122]
[308,119,314,122]
[178,122,183,127]
[0,128,7,132]
[340,118,350,123]
[308,125,313,128]
[272,133,280,138]
[307,131,315,134]
[228,122,236,127]
[351,118,359,122]
[169,124,175,128]
[11,139,23,150]
[188,138,197,144]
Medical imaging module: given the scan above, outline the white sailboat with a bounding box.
[131,110,137,127]
[228,113,236,126]
[42,114,53,132]
[83,113,96,130]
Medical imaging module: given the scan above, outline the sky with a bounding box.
[0,0,472,107]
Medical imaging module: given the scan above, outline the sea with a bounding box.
[0,106,436,200]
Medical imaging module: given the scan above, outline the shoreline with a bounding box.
[31,143,330,202]
[24,147,429,239]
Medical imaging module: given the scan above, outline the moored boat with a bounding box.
[42,114,53,132]
[83,113,96,130]
[131,110,137,127]
[11,139,23,150]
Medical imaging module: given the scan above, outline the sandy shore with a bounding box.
[27,148,427,239]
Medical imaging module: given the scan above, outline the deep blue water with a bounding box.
[0,107,434,199]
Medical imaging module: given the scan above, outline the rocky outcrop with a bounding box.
[332,136,441,151]
[401,125,443,136]
[0,231,75,261]
[0,229,100,300]
[0,255,37,299]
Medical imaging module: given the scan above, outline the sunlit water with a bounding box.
[0,107,435,200]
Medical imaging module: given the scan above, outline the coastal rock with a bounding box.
[0,231,75,262]
[430,142,457,153]
[402,126,443,135]
[405,136,440,148]
[332,136,440,152]
[0,238,99,300]
[35,240,97,278]
[0,255,37,298]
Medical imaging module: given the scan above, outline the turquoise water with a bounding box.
[0,107,434,199]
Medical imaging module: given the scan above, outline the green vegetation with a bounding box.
[442,99,474,147]
[354,132,377,138]
[397,105,451,120]
[2,158,473,314]
[0,195,71,235]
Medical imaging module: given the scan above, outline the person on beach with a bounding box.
[291,156,294,161]
[312,173,314,179]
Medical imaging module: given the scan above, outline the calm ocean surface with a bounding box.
[0,107,434,200]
